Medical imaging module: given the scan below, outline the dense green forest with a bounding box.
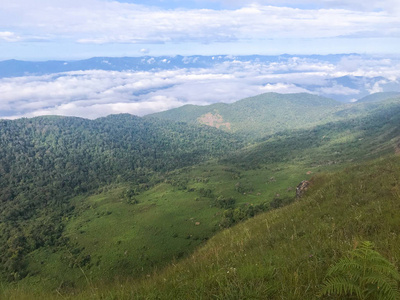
[1,92,400,299]
[356,91,400,103]
[0,114,243,282]
[149,92,399,138]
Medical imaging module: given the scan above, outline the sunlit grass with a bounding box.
[6,155,400,299]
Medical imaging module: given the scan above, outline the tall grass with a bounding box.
[6,155,399,299]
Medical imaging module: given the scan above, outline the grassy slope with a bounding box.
[148,93,342,136]
[227,97,400,170]
[109,154,400,300]
[16,162,312,291]
[148,92,393,139]
[7,153,400,299]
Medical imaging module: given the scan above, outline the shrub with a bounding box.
[320,241,400,300]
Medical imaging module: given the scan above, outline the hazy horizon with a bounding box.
[1,0,399,60]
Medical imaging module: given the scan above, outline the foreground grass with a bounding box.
[4,154,400,299]
[95,155,400,299]
[5,160,312,293]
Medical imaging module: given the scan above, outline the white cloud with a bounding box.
[18,96,184,119]
[260,83,311,93]
[203,0,400,13]
[0,0,399,45]
[2,56,400,119]
[0,31,20,42]
[318,84,360,95]
[366,80,387,94]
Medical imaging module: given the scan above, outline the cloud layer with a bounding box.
[1,0,399,45]
[1,55,400,119]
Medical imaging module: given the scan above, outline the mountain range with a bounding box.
[1,55,400,105]
[149,92,400,138]
[1,91,400,299]
[0,55,349,78]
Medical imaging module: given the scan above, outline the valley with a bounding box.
[3,0,400,298]
[1,91,400,299]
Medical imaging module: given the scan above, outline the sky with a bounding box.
[0,1,400,119]
[0,0,400,60]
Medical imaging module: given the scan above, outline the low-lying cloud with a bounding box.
[1,56,400,119]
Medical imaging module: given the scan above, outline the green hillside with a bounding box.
[148,93,343,136]
[5,147,400,299]
[148,92,392,139]
[1,93,400,299]
[0,114,243,283]
[74,154,400,300]
[356,91,400,103]
[226,97,400,169]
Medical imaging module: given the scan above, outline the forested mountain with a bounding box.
[1,92,400,299]
[225,97,400,169]
[0,114,243,281]
[149,92,394,138]
[356,91,400,103]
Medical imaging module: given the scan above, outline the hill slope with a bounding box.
[0,114,243,282]
[226,96,400,169]
[7,154,400,299]
[356,91,400,103]
[148,92,389,138]
[106,154,400,299]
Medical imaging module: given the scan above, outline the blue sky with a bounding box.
[1,0,400,60]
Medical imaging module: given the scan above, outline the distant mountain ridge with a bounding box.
[1,55,400,104]
[149,92,399,139]
[356,91,400,103]
[0,54,346,78]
